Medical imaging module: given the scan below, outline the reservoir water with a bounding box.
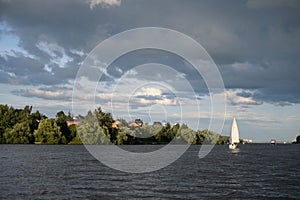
[0,144,299,199]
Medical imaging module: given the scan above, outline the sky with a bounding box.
[0,0,300,142]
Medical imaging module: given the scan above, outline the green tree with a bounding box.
[195,130,205,144]
[0,105,35,143]
[177,124,197,144]
[34,119,66,144]
[159,122,175,142]
[95,107,114,128]
[28,110,46,134]
[203,129,220,144]
[0,104,10,143]
[4,121,33,144]
[77,114,110,144]
[117,120,135,144]
[217,135,229,145]
[68,124,77,143]
[115,128,128,145]
[56,111,72,143]
[0,103,231,145]
[296,135,300,144]
[94,107,117,143]
[69,134,82,144]
[171,123,180,137]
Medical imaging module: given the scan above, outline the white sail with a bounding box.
[230,117,240,144]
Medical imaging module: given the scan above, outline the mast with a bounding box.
[230,117,240,144]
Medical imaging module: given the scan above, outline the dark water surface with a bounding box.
[0,144,299,199]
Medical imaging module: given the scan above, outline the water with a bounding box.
[0,144,299,199]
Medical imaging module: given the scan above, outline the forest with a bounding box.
[0,104,229,145]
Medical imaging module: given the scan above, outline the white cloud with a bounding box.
[226,89,262,106]
[70,49,86,57]
[134,97,178,107]
[36,41,64,57]
[88,0,121,9]
[135,87,162,96]
[123,69,137,76]
[15,83,75,101]
[36,40,73,68]
[20,89,66,100]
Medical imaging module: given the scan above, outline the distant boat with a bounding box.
[270,139,276,145]
[229,117,240,150]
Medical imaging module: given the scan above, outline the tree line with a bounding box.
[0,104,229,145]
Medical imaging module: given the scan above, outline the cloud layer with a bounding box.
[0,0,300,108]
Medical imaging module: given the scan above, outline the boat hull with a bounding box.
[270,139,276,145]
[229,143,238,150]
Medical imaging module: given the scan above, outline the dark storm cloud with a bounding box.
[237,91,252,98]
[0,69,13,84]
[0,53,44,75]
[221,59,300,104]
[0,0,300,105]
[105,49,208,95]
[0,53,69,85]
[52,63,79,80]
[253,85,300,105]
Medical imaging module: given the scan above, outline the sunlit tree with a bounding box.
[34,119,66,144]
[4,121,33,144]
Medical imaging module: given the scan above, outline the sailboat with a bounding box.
[229,117,240,150]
